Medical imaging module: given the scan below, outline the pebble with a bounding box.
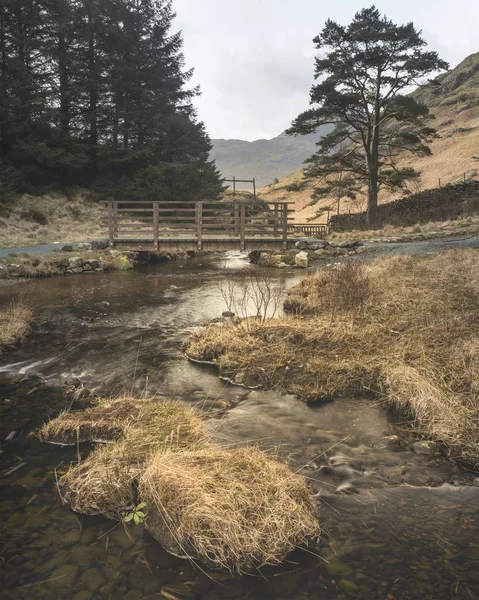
[77,567,104,592]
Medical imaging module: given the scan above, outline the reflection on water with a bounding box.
[0,253,478,599]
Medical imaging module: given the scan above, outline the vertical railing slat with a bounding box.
[153,202,159,250]
[196,201,203,250]
[107,202,114,248]
[282,203,288,250]
[240,203,246,250]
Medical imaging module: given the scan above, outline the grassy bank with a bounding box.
[186,249,479,467]
[328,214,479,243]
[0,301,32,353]
[0,191,104,248]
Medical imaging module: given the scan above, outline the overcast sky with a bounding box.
[173,0,478,141]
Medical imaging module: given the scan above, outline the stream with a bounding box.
[0,248,478,600]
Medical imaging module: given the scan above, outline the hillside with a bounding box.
[210,128,331,189]
[259,53,479,223]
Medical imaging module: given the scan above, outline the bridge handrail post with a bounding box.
[274,203,279,237]
[240,203,246,250]
[153,202,159,251]
[282,203,288,250]
[196,201,203,250]
[234,202,239,235]
[107,202,114,248]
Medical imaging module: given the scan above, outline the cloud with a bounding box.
[174,0,479,141]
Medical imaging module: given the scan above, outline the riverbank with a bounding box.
[0,191,104,248]
[0,301,32,353]
[186,248,479,468]
[327,213,479,243]
[0,249,139,280]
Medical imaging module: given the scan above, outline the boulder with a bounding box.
[111,255,134,270]
[90,239,109,251]
[68,256,83,269]
[76,243,92,251]
[294,251,309,268]
[88,260,100,270]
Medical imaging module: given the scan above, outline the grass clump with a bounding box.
[41,397,319,571]
[0,301,33,353]
[140,446,320,573]
[40,397,207,448]
[186,249,479,467]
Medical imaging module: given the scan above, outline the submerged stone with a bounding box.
[49,564,78,588]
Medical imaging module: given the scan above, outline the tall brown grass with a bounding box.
[0,300,32,353]
[0,191,104,248]
[186,249,479,467]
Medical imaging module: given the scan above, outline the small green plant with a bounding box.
[413,223,422,233]
[124,502,147,525]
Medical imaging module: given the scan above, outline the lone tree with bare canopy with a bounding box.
[287,6,448,226]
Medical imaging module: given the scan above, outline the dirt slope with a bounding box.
[259,53,479,223]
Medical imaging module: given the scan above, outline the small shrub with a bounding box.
[20,208,48,225]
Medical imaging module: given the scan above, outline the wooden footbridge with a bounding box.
[104,200,299,252]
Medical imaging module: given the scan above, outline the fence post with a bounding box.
[253,177,256,201]
[233,176,236,196]
[196,201,203,250]
[107,202,114,248]
[153,202,159,251]
[274,203,279,237]
[282,203,288,250]
[240,203,246,250]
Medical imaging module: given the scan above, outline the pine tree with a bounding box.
[0,0,222,202]
[287,6,448,226]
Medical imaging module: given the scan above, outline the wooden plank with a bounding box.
[196,201,203,250]
[240,203,246,250]
[113,202,119,235]
[107,203,114,247]
[153,202,159,250]
[282,203,288,250]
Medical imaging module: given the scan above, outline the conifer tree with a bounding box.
[287,6,448,226]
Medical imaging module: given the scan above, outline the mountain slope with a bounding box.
[210,128,331,189]
[259,53,479,223]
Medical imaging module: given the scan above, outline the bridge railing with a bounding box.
[287,223,329,237]
[104,200,294,250]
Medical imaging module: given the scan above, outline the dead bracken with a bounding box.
[40,397,319,572]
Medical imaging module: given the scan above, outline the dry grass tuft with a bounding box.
[46,398,208,520]
[58,442,138,519]
[40,397,207,448]
[42,397,319,570]
[140,446,320,573]
[0,300,33,353]
[186,249,479,466]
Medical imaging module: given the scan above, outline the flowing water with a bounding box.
[0,252,478,600]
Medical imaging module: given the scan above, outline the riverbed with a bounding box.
[0,249,478,600]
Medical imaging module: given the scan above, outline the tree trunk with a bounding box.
[58,27,69,136]
[367,119,380,227]
[86,0,97,173]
